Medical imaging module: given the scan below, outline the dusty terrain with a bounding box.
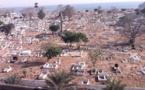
[0,10,145,88]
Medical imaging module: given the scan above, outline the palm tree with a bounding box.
[5,74,22,85]
[34,2,39,9]
[46,70,76,90]
[103,80,126,90]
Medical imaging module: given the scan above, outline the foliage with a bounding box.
[5,74,22,85]
[121,9,126,11]
[85,10,89,12]
[38,9,46,19]
[98,10,103,14]
[21,8,37,20]
[44,46,62,59]
[23,69,27,77]
[88,49,103,67]
[116,13,145,49]
[0,23,15,35]
[49,25,60,34]
[138,2,145,10]
[134,9,141,15]
[63,5,75,20]
[94,8,98,12]
[34,2,39,9]
[0,21,3,26]
[141,8,145,13]
[61,31,88,48]
[46,70,76,90]
[41,42,58,52]
[103,80,126,90]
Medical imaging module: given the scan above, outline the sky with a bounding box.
[0,0,144,8]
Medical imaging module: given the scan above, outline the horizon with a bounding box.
[3,1,144,9]
[0,0,144,8]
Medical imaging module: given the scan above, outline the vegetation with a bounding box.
[34,2,39,9]
[88,49,103,67]
[38,9,46,19]
[103,80,126,90]
[0,23,15,35]
[44,46,62,59]
[5,74,22,85]
[0,21,3,26]
[116,13,145,49]
[49,25,60,35]
[94,8,98,12]
[23,69,27,77]
[63,5,75,20]
[61,31,88,48]
[46,70,76,90]
[21,8,36,20]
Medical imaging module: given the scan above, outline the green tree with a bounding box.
[5,74,22,85]
[0,23,15,35]
[0,21,3,26]
[38,9,46,19]
[141,8,145,13]
[75,32,89,49]
[94,8,98,12]
[46,70,76,90]
[44,46,62,59]
[49,25,60,35]
[23,69,27,77]
[103,80,126,90]
[88,49,103,68]
[61,31,88,48]
[134,9,141,15]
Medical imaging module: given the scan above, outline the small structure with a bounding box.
[19,50,31,56]
[38,69,49,80]
[97,70,108,82]
[2,66,12,73]
[82,78,89,84]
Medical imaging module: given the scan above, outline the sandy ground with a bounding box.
[0,13,145,88]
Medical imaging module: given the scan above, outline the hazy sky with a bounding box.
[0,0,144,7]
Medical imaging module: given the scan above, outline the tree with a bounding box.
[49,25,60,35]
[138,2,145,10]
[88,49,102,68]
[116,13,145,49]
[94,8,98,12]
[63,5,75,20]
[44,46,62,59]
[141,8,145,14]
[121,9,126,12]
[0,23,15,35]
[75,32,89,49]
[0,21,3,26]
[46,70,76,90]
[41,42,57,52]
[21,8,37,20]
[97,5,103,14]
[38,9,46,19]
[57,4,65,33]
[5,74,22,85]
[34,2,39,9]
[61,31,88,48]
[135,9,141,15]
[85,10,89,12]
[103,80,126,90]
